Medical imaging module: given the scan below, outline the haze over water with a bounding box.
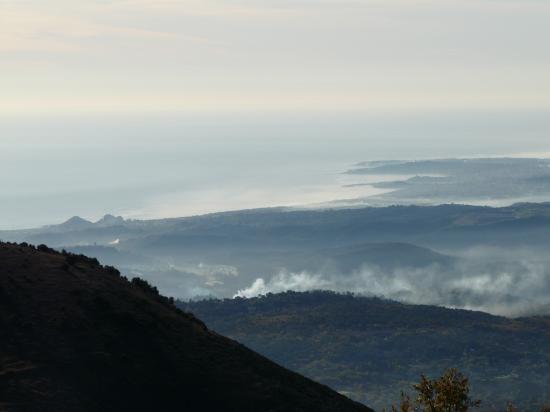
[2,110,550,230]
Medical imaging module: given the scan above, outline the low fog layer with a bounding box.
[4,202,550,317]
[236,255,550,317]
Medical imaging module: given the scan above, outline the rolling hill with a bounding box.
[185,291,550,411]
[2,203,550,313]
[0,243,371,412]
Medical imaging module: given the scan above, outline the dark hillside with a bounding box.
[0,243,372,412]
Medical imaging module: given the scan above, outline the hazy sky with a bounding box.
[2,1,550,228]
[2,0,550,114]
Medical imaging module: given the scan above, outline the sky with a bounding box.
[2,1,550,229]
[1,0,550,114]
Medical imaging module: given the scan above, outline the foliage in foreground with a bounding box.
[386,369,550,412]
[385,369,480,412]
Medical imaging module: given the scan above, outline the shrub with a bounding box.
[387,368,480,412]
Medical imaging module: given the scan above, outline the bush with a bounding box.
[387,368,480,412]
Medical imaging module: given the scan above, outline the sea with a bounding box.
[1,110,550,229]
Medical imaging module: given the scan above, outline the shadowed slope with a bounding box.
[0,243,372,412]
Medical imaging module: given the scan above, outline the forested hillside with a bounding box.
[0,244,371,412]
[185,291,550,411]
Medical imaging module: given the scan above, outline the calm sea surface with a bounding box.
[1,110,550,229]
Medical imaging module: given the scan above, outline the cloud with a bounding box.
[235,272,330,298]
[0,8,207,54]
[2,0,550,113]
[93,0,299,17]
[235,258,550,317]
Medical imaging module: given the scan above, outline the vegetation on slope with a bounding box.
[184,291,550,411]
[0,243,371,412]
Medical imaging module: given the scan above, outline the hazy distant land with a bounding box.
[336,157,550,207]
[3,198,550,317]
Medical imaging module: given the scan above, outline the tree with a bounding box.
[388,392,413,412]
[387,368,481,412]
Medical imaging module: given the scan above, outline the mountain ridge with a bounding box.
[0,242,372,412]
